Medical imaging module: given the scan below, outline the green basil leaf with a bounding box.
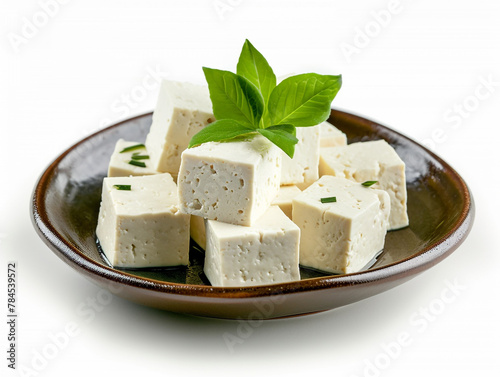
[188,119,255,148]
[203,67,264,127]
[257,124,298,159]
[268,73,342,127]
[236,75,265,127]
[236,39,276,105]
[265,124,297,137]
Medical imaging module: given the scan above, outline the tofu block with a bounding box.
[145,80,215,174]
[107,139,158,177]
[190,214,206,250]
[178,134,281,226]
[319,121,347,148]
[293,176,390,274]
[96,173,190,268]
[281,125,320,186]
[204,206,300,287]
[319,140,409,230]
[272,185,302,219]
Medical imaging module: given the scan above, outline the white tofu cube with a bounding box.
[107,139,158,177]
[293,176,390,274]
[272,185,302,219]
[178,135,281,226]
[204,206,300,287]
[319,140,408,230]
[280,125,320,187]
[96,173,190,268]
[319,121,347,148]
[145,80,215,174]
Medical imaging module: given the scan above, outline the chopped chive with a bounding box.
[119,144,145,153]
[128,160,146,168]
[320,196,337,203]
[131,154,150,160]
[361,180,378,187]
[113,184,131,191]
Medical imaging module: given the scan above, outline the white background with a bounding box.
[2,0,499,376]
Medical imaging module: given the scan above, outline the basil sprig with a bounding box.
[189,39,342,158]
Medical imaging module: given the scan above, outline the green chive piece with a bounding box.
[113,184,131,191]
[119,144,145,153]
[131,154,150,160]
[320,196,337,203]
[128,160,146,168]
[361,181,378,187]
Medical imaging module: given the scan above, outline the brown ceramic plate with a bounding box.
[31,110,474,319]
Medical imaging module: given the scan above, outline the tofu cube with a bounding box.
[145,80,215,174]
[272,185,302,219]
[107,139,158,177]
[96,173,190,268]
[281,125,320,187]
[293,175,390,274]
[319,121,347,148]
[319,140,409,230]
[204,206,300,287]
[178,135,281,226]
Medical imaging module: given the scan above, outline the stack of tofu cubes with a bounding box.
[96,79,409,287]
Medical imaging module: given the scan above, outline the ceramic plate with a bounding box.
[31,110,474,319]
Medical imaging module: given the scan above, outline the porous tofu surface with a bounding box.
[96,173,190,268]
[204,206,300,287]
[319,139,408,230]
[292,175,390,274]
[145,80,215,174]
[178,134,281,226]
[319,121,347,148]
